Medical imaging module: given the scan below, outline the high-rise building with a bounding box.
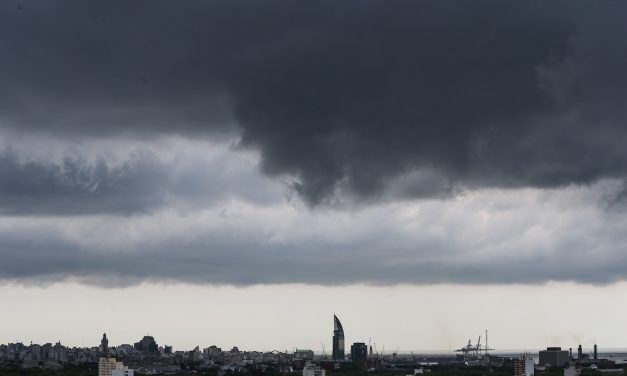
[539,347,569,368]
[578,345,582,360]
[332,315,345,360]
[514,355,535,376]
[594,345,597,360]
[101,334,109,357]
[351,342,368,369]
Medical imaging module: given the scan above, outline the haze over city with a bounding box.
[2,0,627,357]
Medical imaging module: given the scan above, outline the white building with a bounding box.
[564,365,581,376]
[524,357,535,376]
[99,358,133,376]
[302,363,325,376]
[112,367,134,376]
[514,355,535,376]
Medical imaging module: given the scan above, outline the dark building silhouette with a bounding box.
[134,336,159,353]
[332,315,345,360]
[539,347,569,368]
[578,344,583,360]
[101,333,109,357]
[351,342,368,369]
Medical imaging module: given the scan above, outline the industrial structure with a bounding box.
[455,330,494,359]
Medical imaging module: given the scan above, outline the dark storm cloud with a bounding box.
[3,1,627,204]
[0,148,281,215]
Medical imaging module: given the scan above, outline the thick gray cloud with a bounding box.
[2,1,627,204]
[1,183,626,286]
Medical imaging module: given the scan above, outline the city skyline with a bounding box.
[2,282,627,352]
[0,314,617,356]
[3,326,620,376]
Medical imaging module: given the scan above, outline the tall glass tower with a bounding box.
[332,315,345,360]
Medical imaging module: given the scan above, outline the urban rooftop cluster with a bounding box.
[1,316,625,376]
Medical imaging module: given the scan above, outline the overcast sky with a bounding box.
[2,0,627,351]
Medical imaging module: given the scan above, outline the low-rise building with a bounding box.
[294,349,314,360]
[303,363,325,376]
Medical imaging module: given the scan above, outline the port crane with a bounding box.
[455,330,494,359]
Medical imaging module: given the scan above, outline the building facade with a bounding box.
[112,367,134,376]
[332,315,345,361]
[539,347,569,368]
[514,355,535,376]
[303,363,325,376]
[350,342,368,369]
[564,365,581,376]
[295,349,315,360]
[98,358,124,376]
[133,336,158,353]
